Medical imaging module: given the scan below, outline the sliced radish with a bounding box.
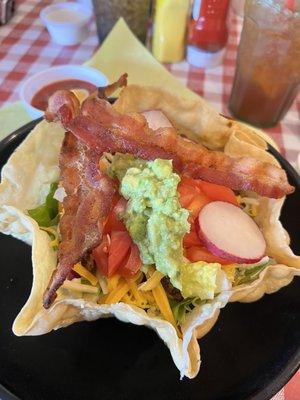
[142,110,173,130]
[197,201,266,264]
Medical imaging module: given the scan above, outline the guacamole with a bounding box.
[109,154,223,300]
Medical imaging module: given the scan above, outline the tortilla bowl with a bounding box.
[0,85,299,381]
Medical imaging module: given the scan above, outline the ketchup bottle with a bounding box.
[187,0,230,68]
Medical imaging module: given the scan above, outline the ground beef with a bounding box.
[162,277,183,301]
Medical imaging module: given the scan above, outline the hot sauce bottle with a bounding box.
[187,0,230,68]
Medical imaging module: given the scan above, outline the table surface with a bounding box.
[0,1,299,399]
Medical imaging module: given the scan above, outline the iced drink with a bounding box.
[229,0,300,127]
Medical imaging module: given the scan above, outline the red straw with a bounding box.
[284,0,296,11]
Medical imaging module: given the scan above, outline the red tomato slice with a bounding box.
[180,176,202,190]
[180,176,238,206]
[183,223,203,248]
[188,194,211,217]
[104,211,126,234]
[108,231,132,277]
[178,179,210,216]
[178,191,195,209]
[119,243,142,277]
[93,234,110,276]
[103,197,127,234]
[185,246,231,265]
[198,180,238,205]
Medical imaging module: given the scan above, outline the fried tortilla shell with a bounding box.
[114,84,232,149]
[114,84,279,150]
[0,120,230,379]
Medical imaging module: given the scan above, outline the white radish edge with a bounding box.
[197,201,266,264]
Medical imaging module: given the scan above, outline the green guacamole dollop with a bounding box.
[108,154,224,300]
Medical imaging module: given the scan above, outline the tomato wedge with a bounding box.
[108,231,132,277]
[188,194,210,217]
[185,246,231,265]
[183,222,203,248]
[180,176,202,189]
[179,176,238,206]
[93,234,110,276]
[178,179,210,216]
[103,211,126,234]
[177,183,195,208]
[103,197,127,234]
[119,243,142,277]
[197,181,238,205]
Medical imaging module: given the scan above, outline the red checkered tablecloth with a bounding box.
[0,1,299,399]
[0,0,299,165]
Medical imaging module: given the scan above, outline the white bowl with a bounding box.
[40,2,92,46]
[76,0,93,8]
[20,65,108,119]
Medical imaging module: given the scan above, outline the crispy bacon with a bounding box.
[67,97,294,199]
[68,115,183,171]
[45,90,81,125]
[43,132,116,308]
[45,74,128,125]
[96,73,128,100]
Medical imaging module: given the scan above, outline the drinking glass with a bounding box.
[229,0,300,128]
[92,0,151,43]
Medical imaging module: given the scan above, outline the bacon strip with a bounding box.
[45,74,128,125]
[96,73,128,100]
[43,132,116,308]
[68,115,183,171]
[45,80,293,198]
[68,97,294,199]
[45,90,81,125]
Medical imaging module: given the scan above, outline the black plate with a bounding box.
[0,120,299,400]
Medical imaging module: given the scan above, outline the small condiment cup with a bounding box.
[20,65,108,119]
[40,2,92,46]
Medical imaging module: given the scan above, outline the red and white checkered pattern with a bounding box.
[0,1,299,398]
[0,0,98,105]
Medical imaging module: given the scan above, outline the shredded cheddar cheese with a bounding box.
[222,264,237,283]
[103,273,154,310]
[126,278,148,307]
[138,270,164,291]
[121,293,136,306]
[102,270,181,337]
[105,281,130,304]
[97,272,108,294]
[72,263,98,286]
[62,280,99,294]
[152,282,181,337]
[107,274,121,292]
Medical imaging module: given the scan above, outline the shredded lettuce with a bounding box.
[234,260,271,286]
[171,297,205,325]
[28,182,59,227]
